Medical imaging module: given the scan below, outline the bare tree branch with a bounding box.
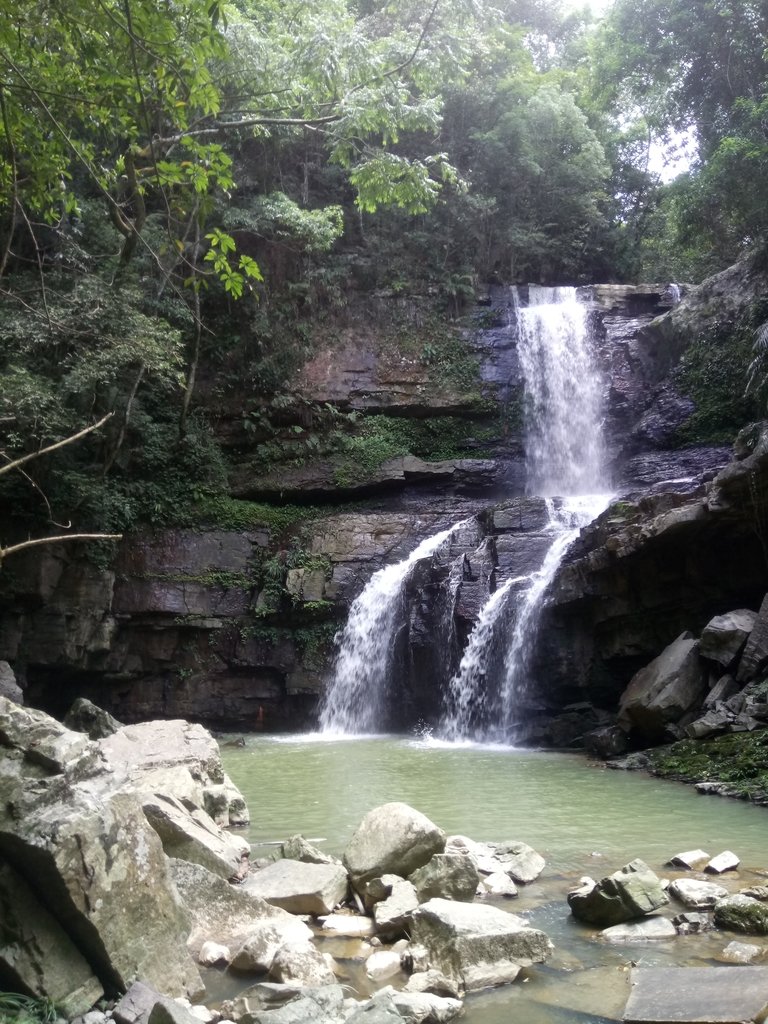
[0,533,122,563]
[0,412,113,478]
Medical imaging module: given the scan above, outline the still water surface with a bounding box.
[221,735,768,1023]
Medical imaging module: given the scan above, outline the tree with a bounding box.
[0,414,121,567]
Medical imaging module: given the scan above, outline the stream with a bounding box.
[220,734,768,1023]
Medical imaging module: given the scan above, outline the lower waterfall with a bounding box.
[318,524,460,734]
[440,495,610,742]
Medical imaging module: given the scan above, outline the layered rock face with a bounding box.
[0,272,758,731]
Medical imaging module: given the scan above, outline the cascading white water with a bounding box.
[517,286,605,496]
[439,286,610,742]
[318,525,458,734]
[499,494,611,737]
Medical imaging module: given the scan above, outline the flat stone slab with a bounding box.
[623,966,768,1023]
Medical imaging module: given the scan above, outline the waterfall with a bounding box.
[318,525,458,735]
[499,494,610,738]
[517,286,605,496]
[438,286,610,743]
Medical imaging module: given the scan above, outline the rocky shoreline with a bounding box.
[4,696,768,1024]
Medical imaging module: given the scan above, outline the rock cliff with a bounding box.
[0,265,764,734]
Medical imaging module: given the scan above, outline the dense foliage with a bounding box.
[1,0,766,545]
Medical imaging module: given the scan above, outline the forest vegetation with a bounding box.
[0,0,766,549]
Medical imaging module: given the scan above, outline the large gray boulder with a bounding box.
[232,983,345,1024]
[141,792,249,881]
[99,718,249,827]
[243,859,349,915]
[343,803,446,891]
[410,897,553,993]
[0,861,103,1016]
[567,860,669,927]
[617,633,708,742]
[169,859,295,958]
[0,699,203,999]
[409,854,480,903]
[270,943,337,987]
[363,987,462,1024]
[700,610,757,668]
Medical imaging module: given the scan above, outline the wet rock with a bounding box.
[584,725,629,759]
[700,610,757,668]
[706,851,740,874]
[667,849,710,870]
[714,895,768,935]
[343,803,446,891]
[409,854,479,903]
[623,966,768,1024]
[198,941,230,966]
[376,986,463,1024]
[617,633,708,743]
[567,860,669,927]
[673,911,712,934]
[233,983,345,1024]
[719,940,765,964]
[365,950,404,981]
[478,872,518,898]
[243,859,349,916]
[270,942,337,986]
[668,878,728,909]
[410,897,552,993]
[404,971,462,999]
[494,841,545,883]
[600,917,677,942]
[318,914,375,938]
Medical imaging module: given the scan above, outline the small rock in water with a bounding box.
[669,878,729,909]
[198,941,230,966]
[318,913,375,938]
[478,871,518,898]
[673,912,712,934]
[365,950,403,981]
[600,917,677,942]
[706,850,740,874]
[718,940,766,964]
[666,849,710,870]
[714,894,768,935]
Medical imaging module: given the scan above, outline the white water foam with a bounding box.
[318,525,460,735]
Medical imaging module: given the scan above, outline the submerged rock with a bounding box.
[623,966,768,1024]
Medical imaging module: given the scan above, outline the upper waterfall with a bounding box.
[516,286,606,496]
